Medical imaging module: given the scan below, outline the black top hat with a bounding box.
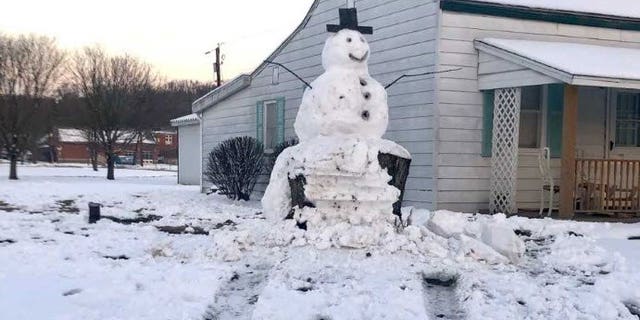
[326,8,373,35]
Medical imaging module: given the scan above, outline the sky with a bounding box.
[0,0,316,82]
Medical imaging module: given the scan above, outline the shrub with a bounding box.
[205,136,264,201]
[266,138,299,173]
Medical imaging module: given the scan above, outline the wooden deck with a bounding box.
[575,159,640,215]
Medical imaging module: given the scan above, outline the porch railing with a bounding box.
[575,159,640,214]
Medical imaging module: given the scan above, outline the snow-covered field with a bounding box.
[1,165,639,320]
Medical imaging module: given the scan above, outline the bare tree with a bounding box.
[130,80,212,167]
[0,34,65,179]
[69,47,155,180]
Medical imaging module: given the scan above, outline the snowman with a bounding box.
[263,8,411,249]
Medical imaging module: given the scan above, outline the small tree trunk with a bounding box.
[9,153,18,180]
[137,136,143,167]
[106,152,115,180]
[90,147,98,171]
[29,147,36,164]
[48,146,55,163]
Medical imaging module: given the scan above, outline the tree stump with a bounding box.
[377,152,412,217]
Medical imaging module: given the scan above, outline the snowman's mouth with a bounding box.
[349,51,369,63]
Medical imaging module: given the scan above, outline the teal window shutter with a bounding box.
[256,101,264,143]
[546,84,564,158]
[482,90,495,157]
[276,97,285,144]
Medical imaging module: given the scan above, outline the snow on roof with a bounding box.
[191,75,251,114]
[170,114,200,127]
[58,129,88,143]
[57,128,155,144]
[477,38,640,81]
[476,0,640,19]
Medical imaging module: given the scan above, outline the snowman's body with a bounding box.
[263,29,411,249]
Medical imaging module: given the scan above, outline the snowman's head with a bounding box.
[322,29,370,71]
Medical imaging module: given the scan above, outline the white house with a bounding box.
[192,0,640,218]
[171,114,201,185]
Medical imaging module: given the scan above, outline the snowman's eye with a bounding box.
[360,79,368,86]
[347,37,352,43]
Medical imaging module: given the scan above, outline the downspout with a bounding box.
[432,3,444,211]
[176,127,180,185]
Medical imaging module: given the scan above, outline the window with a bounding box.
[164,135,173,145]
[264,101,278,150]
[256,98,285,151]
[615,92,640,147]
[483,84,563,158]
[142,151,153,160]
[519,86,543,148]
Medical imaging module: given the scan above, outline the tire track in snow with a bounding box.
[422,273,465,320]
[203,263,273,320]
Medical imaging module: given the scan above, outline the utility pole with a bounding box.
[205,43,224,87]
[215,44,222,87]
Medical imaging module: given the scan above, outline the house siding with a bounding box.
[436,10,640,212]
[178,124,201,185]
[477,52,558,90]
[200,0,440,207]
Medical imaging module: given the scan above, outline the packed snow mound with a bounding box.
[264,136,410,249]
[480,221,525,263]
[427,210,468,238]
[456,234,510,265]
[424,211,525,264]
[260,208,529,266]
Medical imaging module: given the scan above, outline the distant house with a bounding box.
[171,114,201,185]
[191,0,640,217]
[50,128,161,165]
[153,130,179,165]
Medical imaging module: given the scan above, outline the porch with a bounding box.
[575,159,640,215]
[475,38,640,218]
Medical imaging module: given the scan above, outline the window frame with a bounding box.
[613,91,640,148]
[256,97,285,154]
[164,135,173,146]
[262,99,278,152]
[518,85,546,150]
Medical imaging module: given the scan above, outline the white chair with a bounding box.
[538,147,557,217]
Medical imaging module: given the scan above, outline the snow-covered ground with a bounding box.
[1,165,639,319]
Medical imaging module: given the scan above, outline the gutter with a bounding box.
[441,0,640,32]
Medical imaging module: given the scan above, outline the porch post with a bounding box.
[490,87,521,214]
[559,84,578,218]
